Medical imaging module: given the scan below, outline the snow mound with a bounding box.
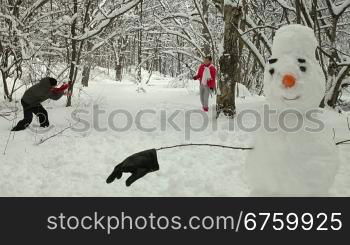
[236,83,252,98]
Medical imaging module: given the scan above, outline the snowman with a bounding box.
[245,24,340,196]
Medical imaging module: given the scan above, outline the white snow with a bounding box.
[332,0,350,16]
[275,0,296,12]
[0,70,250,196]
[271,24,318,62]
[236,83,252,98]
[0,66,349,197]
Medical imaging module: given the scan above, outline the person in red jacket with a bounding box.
[193,56,216,112]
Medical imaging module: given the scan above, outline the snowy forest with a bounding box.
[1,0,349,112]
[0,0,350,197]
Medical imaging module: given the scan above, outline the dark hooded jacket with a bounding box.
[22,77,63,107]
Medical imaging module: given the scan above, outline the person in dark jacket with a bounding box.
[11,77,68,131]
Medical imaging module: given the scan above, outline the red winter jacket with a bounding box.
[193,64,217,89]
[51,83,70,94]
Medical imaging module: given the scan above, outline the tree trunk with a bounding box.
[81,41,93,87]
[1,71,10,101]
[81,64,90,87]
[66,0,78,107]
[115,63,122,81]
[327,66,350,107]
[295,0,302,24]
[216,4,242,118]
[202,0,210,56]
[113,44,122,82]
[323,15,341,108]
[136,0,144,92]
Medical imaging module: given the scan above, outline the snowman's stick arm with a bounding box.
[336,140,350,145]
[106,138,350,187]
[106,144,253,187]
[156,144,253,151]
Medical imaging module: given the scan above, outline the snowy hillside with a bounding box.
[1,70,350,197]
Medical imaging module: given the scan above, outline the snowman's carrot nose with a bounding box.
[282,74,296,88]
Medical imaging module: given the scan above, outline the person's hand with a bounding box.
[106,149,159,187]
[193,75,198,80]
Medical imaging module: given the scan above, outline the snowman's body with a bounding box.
[245,25,340,196]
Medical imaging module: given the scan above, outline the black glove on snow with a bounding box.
[106,149,159,187]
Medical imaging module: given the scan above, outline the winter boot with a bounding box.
[11,120,30,131]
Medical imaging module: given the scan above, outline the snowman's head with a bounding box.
[264,24,325,110]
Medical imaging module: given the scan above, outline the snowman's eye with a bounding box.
[268,58,278,64]
[269,68,275,75]
[300,66,307,72]
[298,58,306,63]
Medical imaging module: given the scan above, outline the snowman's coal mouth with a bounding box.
[283,95,301,101]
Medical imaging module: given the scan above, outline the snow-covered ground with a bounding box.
[0,70,350,196]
